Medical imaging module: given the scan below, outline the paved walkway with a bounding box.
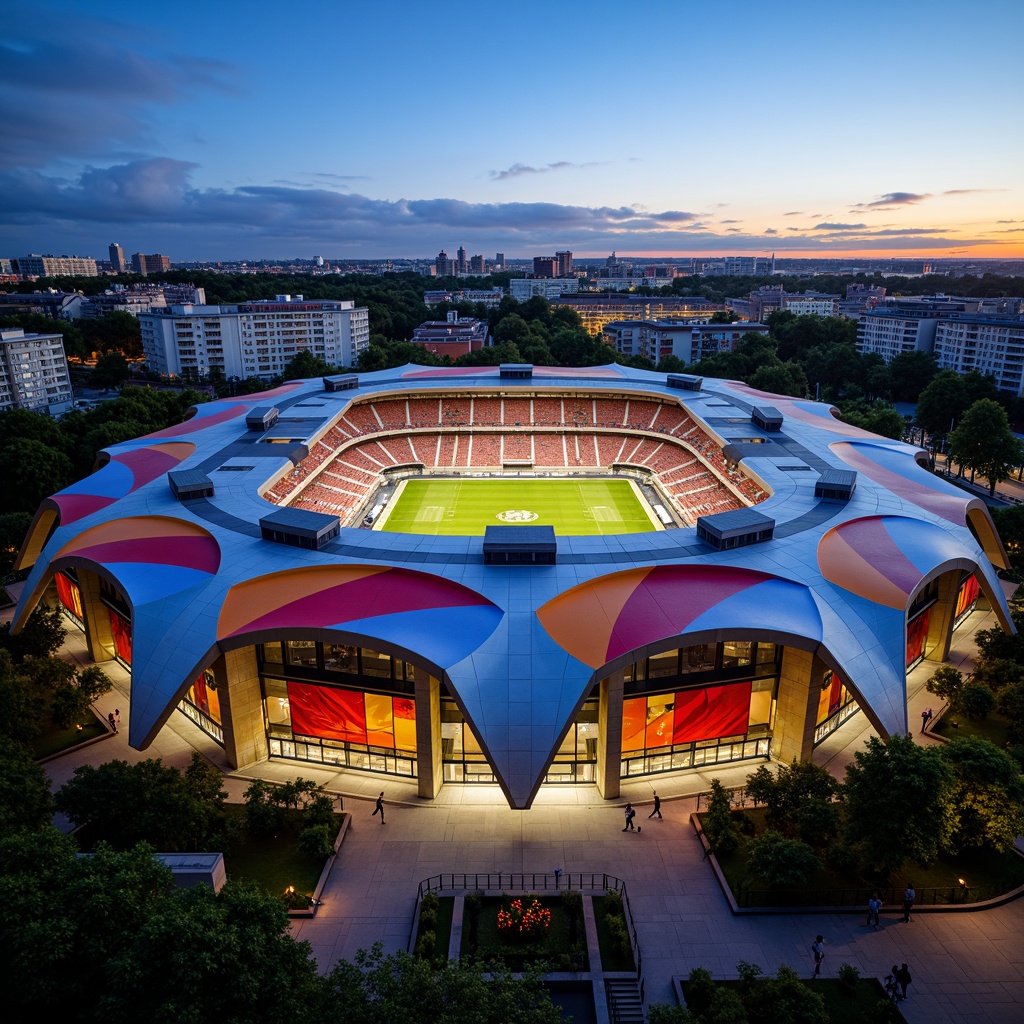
[26,603,1024,1024]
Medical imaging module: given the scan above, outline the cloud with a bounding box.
[720,219,741,224]
[0,158,1007,259]
[997,219,1020,224]
[853,192,931,209]
[490,161,600,181]
[0,8,237,169]
[782,211,803,216]
[994,227,1024,233]
[942,188,1007,195]
[813,222,867,231]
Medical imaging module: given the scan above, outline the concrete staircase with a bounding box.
[605,977,644,1024]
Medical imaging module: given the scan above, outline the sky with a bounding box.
[2,0,1023,263]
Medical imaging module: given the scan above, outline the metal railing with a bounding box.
[734,882,1001,910]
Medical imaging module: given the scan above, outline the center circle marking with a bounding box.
[495,509,539,523]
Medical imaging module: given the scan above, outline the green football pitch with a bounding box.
[378,477,658,536]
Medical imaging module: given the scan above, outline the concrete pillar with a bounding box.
[596,669,624,800]
[924,570,962,664]
[772,647,827,764]
[414,669,442,800]
[216,647,268,770]
[75,570,116,664]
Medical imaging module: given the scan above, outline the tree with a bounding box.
[841,734,954,874]
[925,665,964,705]
[0,438,74,514]
[0,734,53,832]
[938,737,1024,852]
[323,942,564,1024]
[914,369,970,444]
[0,604,67,663]
[747,830,821,886]
[888,350,938,402]
[90,351,133,390]
[742,760,838,835]
[948,398,1024,494]
[0,511,32,575]
[0,651,45,745]
[282,349,333,381]
[702,778,739,855]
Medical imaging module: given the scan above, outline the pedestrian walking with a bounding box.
[622,802,636,831]
[371,791,385,824]
[114,708,121,727]
[811,935,825,977]
[648,791,662,819]
[896,963,912,1000]
[920,707,932,732]
[902,882,915,922]
[107,712,117,734]
[884,967,899,1001]
[866,891,881,930]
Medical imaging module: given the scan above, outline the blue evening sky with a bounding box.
[2,0,1022,261]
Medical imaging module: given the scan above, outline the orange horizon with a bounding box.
[572,244,1024,261]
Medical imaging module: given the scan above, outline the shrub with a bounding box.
[605,914,630,958]
[838,962,860,989]
[684,967,716,1018]
[797,798,839,846]
[414,929,436,960]
[243,778,283,836]
[561,889,582,918]
[298,823,335,859]
[304,794,336,829]
[603,888,623,915]
[703,779,739,855]
[420,891,439,915]
[824,841,858,872]
[747,829,821,887]
[496,897,551,942]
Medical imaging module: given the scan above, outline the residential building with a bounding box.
[555,251,573,278]
[855,299,976,362]
[131,253,172,276]
[495,253,505,269]
[139,294,369,380]
[933,316,1024,396]
[551,294,720,335]
[108,243,127,274]
[510,278,580,302]
[424,288,504,309]
[533,257,558,278]
[80,283,206,319]
[435,250,454,277]
[456,246,468,276]
[722,255,774,276]
[469,255,486,274]
[410,312,489,358]
[0,291,86,319]
[14,254,99,278]
[603,319,770,364]
[0,327,73,414]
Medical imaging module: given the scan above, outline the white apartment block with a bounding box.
[139,295,370,380]
[855,310,941,362]
[783,295,839,316]
[933,317,1024,397]
[509,278,580,301]
[0,328,73,414]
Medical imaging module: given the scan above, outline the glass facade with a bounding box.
[179,669,223,743]
[54,570,84,630]
[954,573,981,628]
[813,668,858,745]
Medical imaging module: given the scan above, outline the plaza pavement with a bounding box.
[26,600,1024,1024]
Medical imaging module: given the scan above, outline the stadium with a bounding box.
[13,363,1014,809]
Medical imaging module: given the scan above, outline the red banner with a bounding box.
[672,682,751,744]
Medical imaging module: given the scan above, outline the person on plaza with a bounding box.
[896,963,912,1000]
[114,708,121,727]
[811,935,825,977]
[107,712,117,734]
[648,791,662,819]
[866,891,882,930]
[902,882,915,922]
[371,791,385,824]
[622,802,636,831]
[921,707,932,732]
[884,967,900,1001]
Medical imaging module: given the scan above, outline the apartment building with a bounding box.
[551,294,720,335]
[411,313,490,358]
[0,328,73,414]
[139,294,369,380]
[933,316,1024,396]
[509,278,580,301]
[131,253,172,276]
[602,319,769,364]
[14,254,99,278]
[855,301,967,362]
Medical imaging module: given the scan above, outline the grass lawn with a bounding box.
[704,808,1024,908]
[380,477,655,536]
[461,895,588,970]
[682,976,904,1024]
[223,806,336,897]
[31,708,107,759]
[931,711,1013,748]
[592,895,636,972]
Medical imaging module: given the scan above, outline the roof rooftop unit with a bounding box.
[483,525,556,565]
[499,363,533,379]
[751,405,783,431]
[167,469,214,500]
[245,406,279,432]
[322,374,358,392]
[259,507,340,550]
[666,373,703,391]
[814,468,857,501]
[696,508,775,550]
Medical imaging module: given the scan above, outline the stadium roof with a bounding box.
[13,363,1014,808]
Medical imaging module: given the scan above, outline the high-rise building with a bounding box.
[0,327,73,414]
[555,251,573,277]
[495,252,505,269]
[14,254,99,278]
[456,246,468,275]
[533,257,557,278]
[932,315,1024,396]
[109,243,126,274]
[139,295,370,380]
[131,253,172,276]
[435,250,453,276]
[469,255,486,274]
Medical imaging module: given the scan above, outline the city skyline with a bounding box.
[2,0,1022,262]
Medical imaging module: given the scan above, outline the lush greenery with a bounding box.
[650,961,905,1024]
[592,890,636,972]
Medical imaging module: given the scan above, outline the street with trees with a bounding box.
[947,398,1024,494]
